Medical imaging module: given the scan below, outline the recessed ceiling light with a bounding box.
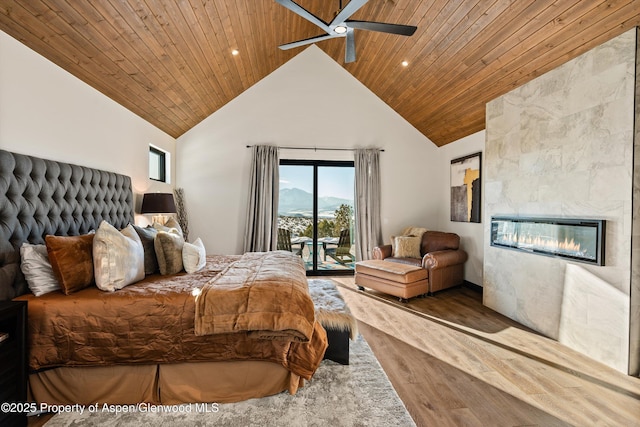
[401,60,409,67]
[231,49,239,56]
[334,26,347,34]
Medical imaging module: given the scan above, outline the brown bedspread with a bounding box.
[195,251,315,342]
[15,254,328,380]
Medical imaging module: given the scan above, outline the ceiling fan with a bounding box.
[276,0,417,63]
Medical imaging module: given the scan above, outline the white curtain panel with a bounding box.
[354,149,382,261]
[243,145,280,252]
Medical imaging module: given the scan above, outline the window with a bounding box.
[149,146,167,182]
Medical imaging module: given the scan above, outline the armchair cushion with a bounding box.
[421,231,460,254]
[384,256,422,268]
[356,260,427,284]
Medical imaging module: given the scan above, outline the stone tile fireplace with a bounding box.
[484,28,639,374]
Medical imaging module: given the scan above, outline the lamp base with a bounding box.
[151,214,169,225]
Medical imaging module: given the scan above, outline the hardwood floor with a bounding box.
[329,277,640,427]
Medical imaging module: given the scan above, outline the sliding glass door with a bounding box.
[278,160,355,275]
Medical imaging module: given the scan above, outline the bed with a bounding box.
[0,149,328,405]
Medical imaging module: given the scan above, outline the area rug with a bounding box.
[44,283,415,427]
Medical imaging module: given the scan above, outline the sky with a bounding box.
[279,165,355,200]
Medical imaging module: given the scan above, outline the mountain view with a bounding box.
[278,188,353,218]
[278,188,353,237]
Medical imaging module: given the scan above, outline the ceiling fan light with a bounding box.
[334,25,347,34]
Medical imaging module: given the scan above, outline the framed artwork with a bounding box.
[450,152,481,223]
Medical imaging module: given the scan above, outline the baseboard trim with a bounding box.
[463,280,483,294]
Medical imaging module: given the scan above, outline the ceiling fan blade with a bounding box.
[276,0,331,33]
[331,0,369,27]
[345,27,356,63]
[278,33,340,50]
[346,20,417,36]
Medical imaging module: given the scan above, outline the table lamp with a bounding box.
[141,192,176,225]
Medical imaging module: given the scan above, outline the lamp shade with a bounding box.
[141,193,176,214]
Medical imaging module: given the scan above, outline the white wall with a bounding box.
[0,31,176,216]
[436,131,486,286]
[177,46,439,255]
[1,29,484,284]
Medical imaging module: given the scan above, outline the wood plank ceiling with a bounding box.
[1,1,639,146]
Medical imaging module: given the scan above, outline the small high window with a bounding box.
[149,146,167,182]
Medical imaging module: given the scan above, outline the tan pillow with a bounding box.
[392,235,422,259]
[93,221,145,292]
[182,237,206,274]
[401,226,428,237]
[153,217,183,237]
[45,233,95,295]
[154,231,185,275]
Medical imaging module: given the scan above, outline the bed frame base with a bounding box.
[29,361,300,405]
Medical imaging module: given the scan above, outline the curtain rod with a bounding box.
[245,145,384,152]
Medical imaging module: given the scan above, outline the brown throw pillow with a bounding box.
[45,233,95,295]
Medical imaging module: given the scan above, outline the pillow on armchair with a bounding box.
[390,226,427,259]
[392,235,422,258]
[400,226,428,238]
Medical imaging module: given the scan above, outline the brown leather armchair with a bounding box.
[372,231,468,294]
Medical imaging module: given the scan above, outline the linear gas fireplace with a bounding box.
[490,216,605,266]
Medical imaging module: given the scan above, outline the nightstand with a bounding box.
[0,301,27,427]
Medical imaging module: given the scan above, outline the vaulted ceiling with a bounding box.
[1,1,639,146]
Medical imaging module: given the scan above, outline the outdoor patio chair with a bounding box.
[277,228,303,256]
[324,229,354,265]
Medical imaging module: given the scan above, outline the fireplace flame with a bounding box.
[499,233,585,255]
[491,218,603,265]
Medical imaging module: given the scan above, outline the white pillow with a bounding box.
[20,243,60,296]
[93,221,145,292]
[182,238,206,274]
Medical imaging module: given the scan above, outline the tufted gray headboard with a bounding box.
[0,149,134,300]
